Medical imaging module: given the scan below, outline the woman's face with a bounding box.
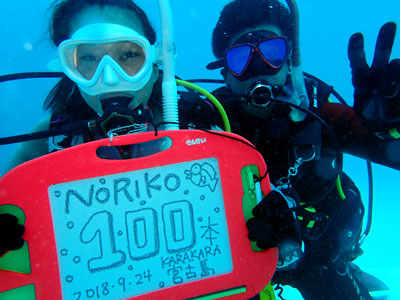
[69,6,158,114]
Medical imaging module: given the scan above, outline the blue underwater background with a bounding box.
[0,0,399,299]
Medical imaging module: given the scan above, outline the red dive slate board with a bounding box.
[0,130,277,300]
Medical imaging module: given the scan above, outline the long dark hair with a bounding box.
[44,0,156,118]
[49,0,156,46]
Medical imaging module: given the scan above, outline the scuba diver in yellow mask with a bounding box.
[0,0,217,255]
[1,0,220,168]
[207,0,400,299]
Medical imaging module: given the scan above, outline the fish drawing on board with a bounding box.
[184,162,218,192]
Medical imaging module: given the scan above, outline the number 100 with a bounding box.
[79,200,195,272]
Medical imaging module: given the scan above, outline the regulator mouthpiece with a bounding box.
[99,97,150,136]
[249,81,280,108]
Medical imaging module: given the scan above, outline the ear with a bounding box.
[221,68,228,81]
[222,68,236,91]
[286,56,292,72]
[287,43,293,70]
[151,65,159,83]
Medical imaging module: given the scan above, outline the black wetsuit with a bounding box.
[212,75,400,299]
[48,90,216,156]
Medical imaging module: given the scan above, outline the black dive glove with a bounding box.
[0,213,25,256]
[246,190,301,251]
[348,22,400,135]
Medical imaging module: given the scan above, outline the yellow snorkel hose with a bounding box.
[336,173,346,200]
[325,97,346,201]
[176,79,231,132]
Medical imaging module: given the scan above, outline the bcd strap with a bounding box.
[291,120,322,162]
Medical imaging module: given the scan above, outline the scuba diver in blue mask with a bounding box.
[207,0,400,299]
[0,0,216,256]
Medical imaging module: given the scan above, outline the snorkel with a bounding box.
[287,0,309,121]
[157,0,179,130]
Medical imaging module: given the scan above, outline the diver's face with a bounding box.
[224,25,290,95]
[69,6,158,114]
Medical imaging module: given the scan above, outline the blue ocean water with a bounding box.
[0,0,399,299]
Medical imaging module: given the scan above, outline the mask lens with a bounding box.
[75,41,146,80]
[225,44,252,76]
[110,41,145,75]
[258,37,288,68]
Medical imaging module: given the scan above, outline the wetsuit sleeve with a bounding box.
[320,102,400,170]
